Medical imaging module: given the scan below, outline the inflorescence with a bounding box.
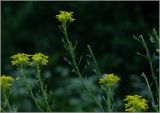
[56,11,75,24]
[124,95,148,112]
[11,53,48,66]
[99,74,120,87]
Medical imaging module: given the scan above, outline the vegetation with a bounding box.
[1,1,159,112]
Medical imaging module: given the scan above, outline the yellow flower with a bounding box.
[11,53,31,66]
[124,95,148,112]
[99,74,120,87]
[0,75,14,90]
[56,11,75,23]
[31,53,48,66]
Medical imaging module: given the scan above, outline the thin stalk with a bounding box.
[19,66,42,111]
[61,24,104,112]
[107,86,111,112]
[140,36,158,91]
[87,45,101,78]
[102,86,116,112]
[152,28,159,43]
[110,88,118,111]
[3,89,12,111]
[82,81,104,112]
[36,65,51,112]
[141,73,158,111]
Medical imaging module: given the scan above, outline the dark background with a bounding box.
[1,1,159,112]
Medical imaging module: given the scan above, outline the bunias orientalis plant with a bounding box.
[0,75,17,112]
[99,74,120,112]
[56,10,103,111]
[10,52,53,112]
[56,11,120,112]
[133,29,159,112]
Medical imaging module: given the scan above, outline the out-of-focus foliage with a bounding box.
[1,1,159,112]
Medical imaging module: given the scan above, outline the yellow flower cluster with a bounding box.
[11,53,31,66]
[0,75,14,90]
[99,74,120,87]
[31,53,48,66]
[11,53,48,66]
[124,95,148,112]
[56,11,75,23]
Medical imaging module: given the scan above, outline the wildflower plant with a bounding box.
[0,75,15,111]
[56,11,121,112]
[31,53,51,111]
[134,29,159,111]
[1,10,159,112]
[56,11,105,111]
[56,11,159,112]
[99,74,120,111]
[10,52,52,112]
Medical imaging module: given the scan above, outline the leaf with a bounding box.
[136,52,147,59]
[73,40,77,50]
[77,56,83,67]
[133,35,142,43]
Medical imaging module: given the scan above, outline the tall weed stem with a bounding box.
[18,66,42,111]
[35,65,51,112]
[3,89,12,111]
[141,73,158,111]
[60,23,104,112]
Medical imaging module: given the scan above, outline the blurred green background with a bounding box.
[1,1,159,112]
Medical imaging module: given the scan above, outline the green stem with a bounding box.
[63,24,77,67]
[87,45,101,78]
[61,24,104,112]
[110,88,117,111]
[152,28,159,45]
[141,73,158,111]
[19,66,42,111]
[3,89,12,111]
[83,83,104,112]
[140,36,158,91]
[107,86,111,112]
[36,65,51,112]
